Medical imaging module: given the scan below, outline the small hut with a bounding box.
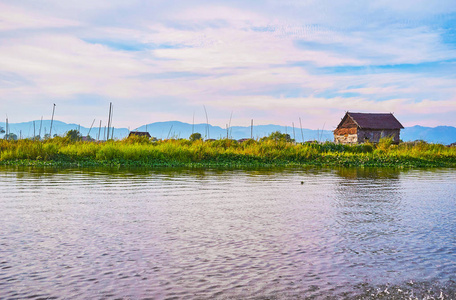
[128,131,151,138]
[334,112,403,144]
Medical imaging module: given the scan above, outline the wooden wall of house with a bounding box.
[335,129,401,144]
[357,129,400,143]
[333,116,360,144]
[338,116,357,128]
[334,133,358,144]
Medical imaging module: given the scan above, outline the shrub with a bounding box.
[189,132,202,141]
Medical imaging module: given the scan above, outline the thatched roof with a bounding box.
[339,112,404,130]
[128,131,151,137]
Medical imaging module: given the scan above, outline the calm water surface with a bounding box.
[0,166,455,299]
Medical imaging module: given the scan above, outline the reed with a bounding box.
[0,136,455,168]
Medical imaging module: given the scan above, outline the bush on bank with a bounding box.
[0,136,455,168]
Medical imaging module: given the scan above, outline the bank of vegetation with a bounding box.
[1,131,455,168]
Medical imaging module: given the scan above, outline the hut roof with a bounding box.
[128,131,151,137]
[340,112,404,130]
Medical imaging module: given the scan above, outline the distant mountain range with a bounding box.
[1,120,455,145]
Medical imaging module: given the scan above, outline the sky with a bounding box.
[1,0,456,130]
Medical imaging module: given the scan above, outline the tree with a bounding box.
[189,132,202,141]
[65,129,82,141]
[260,131,294,142]
[4,133,17,141]
[85,135,95,142]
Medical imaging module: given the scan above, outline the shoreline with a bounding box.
[1,157,455,169]
[1,138,456,169]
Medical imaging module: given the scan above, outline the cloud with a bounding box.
[0,3,80,31]
[0,1,456,129]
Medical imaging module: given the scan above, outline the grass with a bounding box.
[1,136,455,168]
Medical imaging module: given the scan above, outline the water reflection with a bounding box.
[0,166,455,299]
[334,167,401,180]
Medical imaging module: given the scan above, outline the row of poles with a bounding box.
[4,102,114,141]
[189,108,308,141]
[5,103,317,142]
[156,107,310,141]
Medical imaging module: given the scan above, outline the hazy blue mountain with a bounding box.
[0,120,129,140]
[1,120,455,144]
[135,121,333,142]
[401,126,456,145]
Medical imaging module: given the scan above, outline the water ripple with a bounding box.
[0,167,455,298]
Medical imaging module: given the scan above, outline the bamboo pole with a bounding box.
[192,112,195,135]
[49,104,56,138]
[228,111,233,139]
[167,125,173,139]
[292,122,296,141]
[110,104,114,139]
[203,105,209,139]
[251,119,254,139]
[5,116,8,140]
[107,102,112,140]
[87,119,95,138]
[39,116,43,139]
[97,120,101,141]
[299,117,304,143]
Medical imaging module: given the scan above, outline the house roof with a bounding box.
[341,112,404,130]
[128,131,151,137]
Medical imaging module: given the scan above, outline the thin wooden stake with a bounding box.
[49,103,56,138]
[228,111,233,139]
[97,120,102,141]
[87,119,95,138]
[107,102,112,140]
[292,122,296,141]
[203,105,209,139]
[192,112,195,135]
[167,125,173,139]
[299,117,304,143]
[250,119,253,139]
[39,116,43,139]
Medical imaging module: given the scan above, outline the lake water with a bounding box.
[1,166,455,299]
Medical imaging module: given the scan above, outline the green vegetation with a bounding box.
[4,133,18,141]
[1,134,455,168]
[65,129,82,141]
[260,131,294,143]
[189,132,202,141]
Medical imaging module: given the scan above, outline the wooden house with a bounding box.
[128,131,151,138]
[334,112,403,144]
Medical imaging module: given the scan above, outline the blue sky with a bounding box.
[1,0,456,130]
